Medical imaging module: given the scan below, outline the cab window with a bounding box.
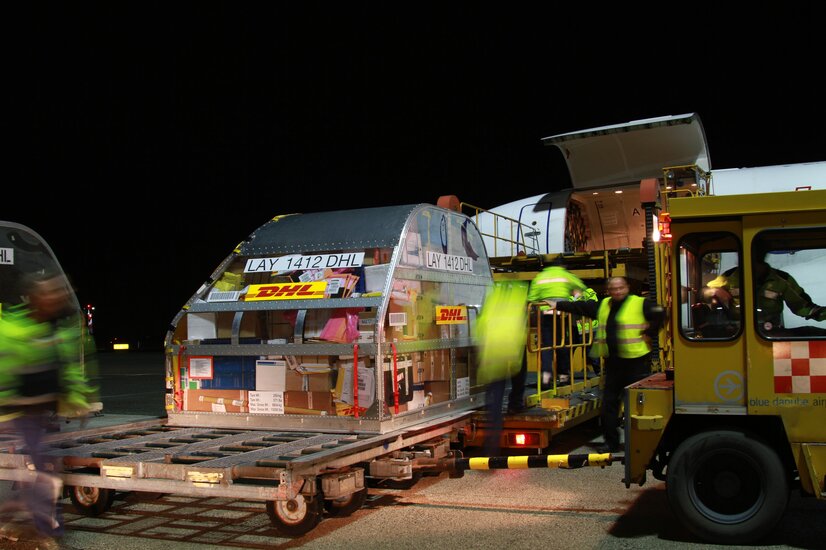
[677,232,741,340]
[752,230,826,340]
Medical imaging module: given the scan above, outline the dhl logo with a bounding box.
[436,306,468,324]
[245,281,327,301]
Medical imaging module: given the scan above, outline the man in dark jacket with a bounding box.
[547,277,664,453]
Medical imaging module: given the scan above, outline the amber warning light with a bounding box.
[508,432,540,447]
[656,212,672,242]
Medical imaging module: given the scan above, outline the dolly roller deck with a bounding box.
[0,413,472,501]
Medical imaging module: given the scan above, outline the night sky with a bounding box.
[7,3,825,349]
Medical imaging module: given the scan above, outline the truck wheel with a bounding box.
[324,488,368,517]
[266,495,322,536]
[666,430,789,544]
[68,486,115,517]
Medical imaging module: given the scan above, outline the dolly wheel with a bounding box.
[68,486,115,517]
[266,494,323,536]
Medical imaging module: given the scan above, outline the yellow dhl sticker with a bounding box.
[246,281,327,301]
[436,306,468,324]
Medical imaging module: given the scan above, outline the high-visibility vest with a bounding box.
[590,295,649,359]
[528,266,586,311]
[569,287,598,334]
[0,305,96,411]
[476,281,528,384]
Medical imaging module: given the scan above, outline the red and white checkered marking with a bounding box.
[773,341,826,393]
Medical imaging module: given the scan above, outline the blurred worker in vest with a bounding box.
[527,259,587,386]
[0,271,97,547]
[706,249,826,331]
[476,281,528,456]
[569,286,600,374]
[547,277,664,453]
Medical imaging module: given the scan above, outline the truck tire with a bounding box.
[68,486,115,517]
[666,430,789,544]
[266,495,323,536]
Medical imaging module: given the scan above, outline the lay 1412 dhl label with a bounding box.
[436,306,468,324]
[245,281,327,301]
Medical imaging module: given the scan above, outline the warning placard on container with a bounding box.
[248,391,285,414]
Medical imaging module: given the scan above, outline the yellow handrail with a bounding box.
[457,201,541,258]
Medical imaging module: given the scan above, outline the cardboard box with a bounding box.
[284,391,334,415]
[334,402,368,417]
[185,390,248,413]
[416,291,440,340]
[387,286,418,340]
[410,352,425,384]
[285,355,331,371]
[408,387,427,410]
[216,312,260,339]
[424,381,451,404]
[268,321,294,341]
[333,361,376,409]
[303,309,331,340]
[427,349,451,381]
[357,311,378,331]
[363,264,390,293]
[304,371,332,392]
[255,359,287,391]
[454,347,470,379]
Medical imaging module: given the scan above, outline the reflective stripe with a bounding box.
[593,295,650,359]
[535,278,573,284]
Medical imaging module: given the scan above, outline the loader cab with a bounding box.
[669,190,826,412]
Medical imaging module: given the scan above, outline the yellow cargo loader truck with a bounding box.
[624,185,826,544]
[449,113,826,543]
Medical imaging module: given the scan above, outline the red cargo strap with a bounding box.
[175,345,186,411]
[353,344,359,418]
[391,343,399,414]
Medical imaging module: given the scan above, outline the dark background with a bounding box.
[6,3,825,349]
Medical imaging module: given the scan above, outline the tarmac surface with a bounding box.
[1,352,824,549]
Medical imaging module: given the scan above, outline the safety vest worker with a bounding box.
[590,295,649,359]
[528,265,587,306]
[0,279,97,421]
[569,287,599,335]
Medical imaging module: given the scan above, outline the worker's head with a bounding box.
[549,255,566,268]
[21,271,72,322]
[606,277,630,301]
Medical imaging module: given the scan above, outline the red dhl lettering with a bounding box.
[437,307,468,323]
[246,282,326,301]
